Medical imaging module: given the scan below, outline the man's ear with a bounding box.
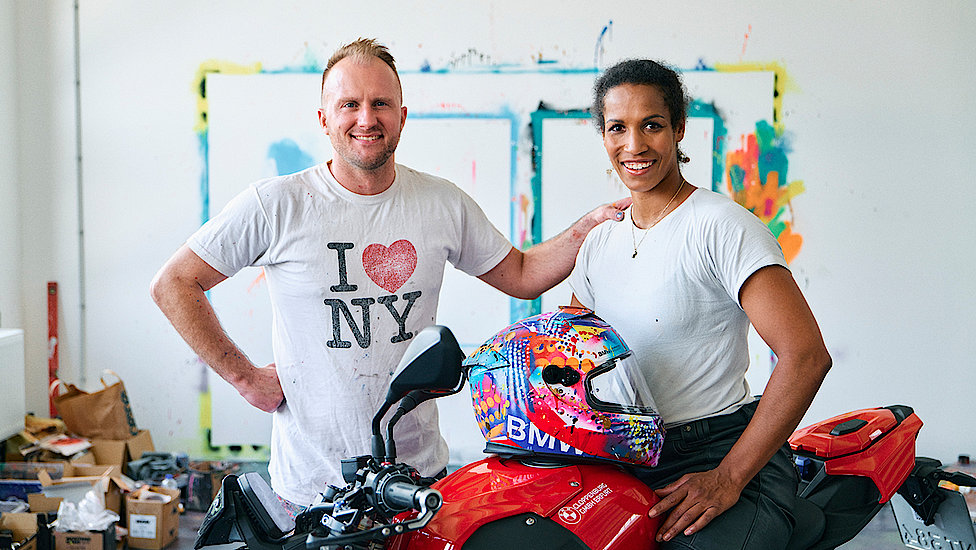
[400,105,407,130]
[318,108,329,134]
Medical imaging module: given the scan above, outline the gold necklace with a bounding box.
[631,180,684,258]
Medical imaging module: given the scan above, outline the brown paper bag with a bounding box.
[51,370,140,440]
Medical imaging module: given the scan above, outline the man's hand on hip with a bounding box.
[237,363,285,412]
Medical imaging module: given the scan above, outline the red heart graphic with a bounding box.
[362,240,417,293]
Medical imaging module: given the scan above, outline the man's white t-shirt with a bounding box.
[568,188,787,427]
[188,162,512,504]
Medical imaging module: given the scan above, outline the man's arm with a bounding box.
[478,200,630,300]
[648,265,831,542]
[149,245,284,412]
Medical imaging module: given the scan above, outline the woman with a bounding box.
[567,59,832,549]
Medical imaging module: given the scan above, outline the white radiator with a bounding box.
[0,329,26,440]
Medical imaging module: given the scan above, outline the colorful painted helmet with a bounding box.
[463,306,665,466]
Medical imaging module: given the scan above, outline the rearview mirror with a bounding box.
[385,325,465,405]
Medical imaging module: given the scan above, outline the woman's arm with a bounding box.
[648,264,831,542]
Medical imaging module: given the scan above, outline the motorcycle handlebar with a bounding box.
[382,481,443,513]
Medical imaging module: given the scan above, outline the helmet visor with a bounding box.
[586,353,659,416]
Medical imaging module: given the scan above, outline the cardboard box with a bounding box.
[125,487,179,550]
[35,465,130,517]
[90,431,153,470]
[52,525,114,550]
[64,465,129,517]
[0,462,68,505]
[0,463,68,480]
[35,452,96,465]
[28,491,64,513]
[0,512,55,550]
[0,513,38,550]
[1,462,122,510]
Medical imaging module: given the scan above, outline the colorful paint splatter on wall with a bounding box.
[725,120,804,263]
[714,61,805,263]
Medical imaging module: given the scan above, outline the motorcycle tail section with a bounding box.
[790,405,923,548]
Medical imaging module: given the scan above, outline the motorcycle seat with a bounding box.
[238,472,296,540]
[786,497,825,550]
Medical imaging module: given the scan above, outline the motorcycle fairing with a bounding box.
[790,406,900,457]
[394,456,659,550]
[460,513,589,550]
[195,474,306,550]
[790,405,922,502]
[549,464,660,550]
[415,457,584,546]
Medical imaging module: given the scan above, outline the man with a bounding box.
[150,38,628,507]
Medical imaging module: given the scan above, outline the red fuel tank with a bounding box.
[390,456,661,550]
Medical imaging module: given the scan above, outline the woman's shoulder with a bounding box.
[687,188,765,227]
[581,216,625,250]
[688,187,743,211]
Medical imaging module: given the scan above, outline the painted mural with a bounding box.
[187,32,807,455]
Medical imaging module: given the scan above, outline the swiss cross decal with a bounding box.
[362,240,417,293]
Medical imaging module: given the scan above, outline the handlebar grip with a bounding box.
[382,481,443,512]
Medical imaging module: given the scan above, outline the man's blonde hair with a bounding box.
[321,38,400,98]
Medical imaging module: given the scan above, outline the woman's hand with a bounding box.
[648,468,745,542]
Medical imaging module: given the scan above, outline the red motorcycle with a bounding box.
[195,321,976,550]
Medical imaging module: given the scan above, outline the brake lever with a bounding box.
[305,484,441,548]
[294,504,334,535]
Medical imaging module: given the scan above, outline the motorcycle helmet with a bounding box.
[463,306,665,466]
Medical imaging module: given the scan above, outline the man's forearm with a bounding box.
[520,212,604,295]
[151,246,283,412]
[478,200,628,300]
[150,270,255,387]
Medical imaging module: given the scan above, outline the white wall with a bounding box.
[11,0,82,417]
[0,1,21,330]
[9,1,976,465]
[2,0,82,416]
